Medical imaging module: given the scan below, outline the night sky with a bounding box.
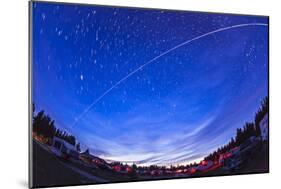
[32,2,268,166]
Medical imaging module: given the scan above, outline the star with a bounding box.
[41,13,46,20]
[33,2,268,167]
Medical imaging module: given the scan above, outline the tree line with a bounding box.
[32,103,81,151]
[32,96,268,167]
[204,96,268,161]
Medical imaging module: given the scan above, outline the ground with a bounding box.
[32,140,101,187]
[32,140,269,187]
[193,142,269,177]
[32,140,132,188]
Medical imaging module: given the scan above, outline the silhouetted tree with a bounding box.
[84,149,90,154]
[32,103,35,120]
[32,103,78,146]
[76,143,81,152]
[254,96,269,135]
[130,164,138,180]
[204,96,268,162]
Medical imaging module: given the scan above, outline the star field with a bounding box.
[32,2,268,165]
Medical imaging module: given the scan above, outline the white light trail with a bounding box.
[71,23,268,127]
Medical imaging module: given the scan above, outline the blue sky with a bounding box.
[32,2,268,166]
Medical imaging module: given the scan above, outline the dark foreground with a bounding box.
[33,141,85,187]
[32,139,268,188]
[32,140,130,188]
[193,142,269,177]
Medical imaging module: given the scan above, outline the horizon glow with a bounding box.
[32,2,268,166]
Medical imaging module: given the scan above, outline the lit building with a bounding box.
[259,113,269,141]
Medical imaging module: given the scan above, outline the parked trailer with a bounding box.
[50,137,79,160]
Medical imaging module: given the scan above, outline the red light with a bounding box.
[189,168,196,174]
[201,160,207,166]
